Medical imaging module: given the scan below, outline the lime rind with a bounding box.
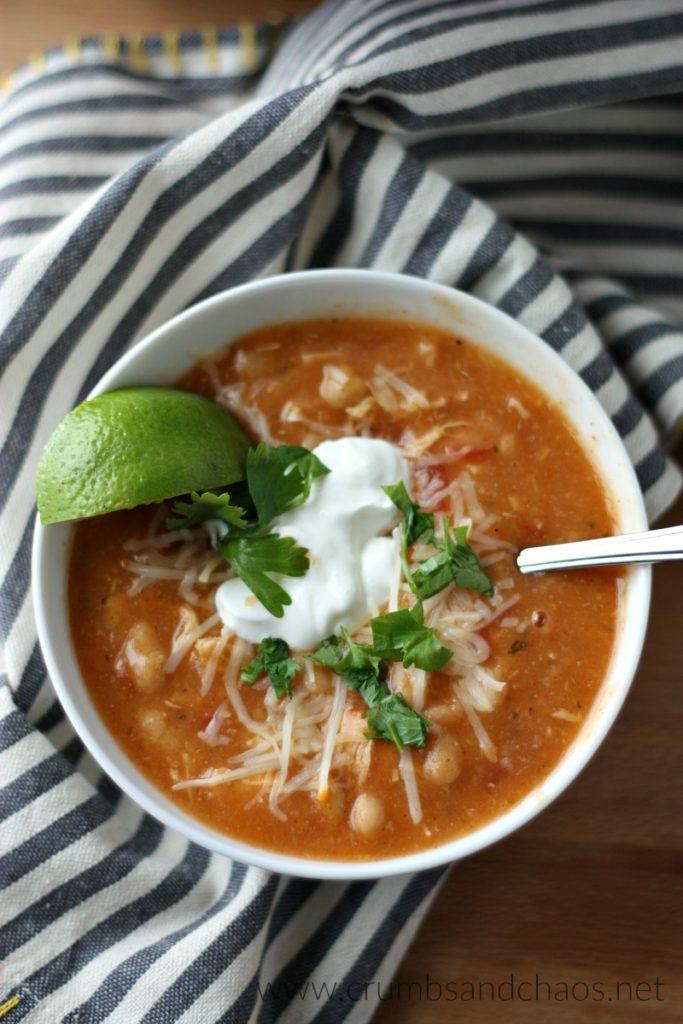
[36,387,252,525]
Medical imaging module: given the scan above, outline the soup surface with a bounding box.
[69,318,621,859]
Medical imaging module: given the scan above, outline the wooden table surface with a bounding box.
[376,486,683,1024]
[2,4,682,1022]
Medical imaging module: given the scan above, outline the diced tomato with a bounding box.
[463,446,494,462]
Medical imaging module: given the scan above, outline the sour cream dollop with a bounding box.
[215,437,408,649]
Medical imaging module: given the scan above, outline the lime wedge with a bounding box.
[36,387,252,525]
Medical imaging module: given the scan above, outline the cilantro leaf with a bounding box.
[222,478,257,522]
[241,637,299,699]
[410,521,493,599]
[219,532,309,618]
[383,481,434,546]
[364,692,430,750]
[166,443,327,615]
[370,602,452,672]
[385,482,494,600]
[412,521,493,598]
[166,489,247,531]
[384,480,435,587]
[445,523,495,595]
[307,629,430,751]
[309,630,384,704]
[335,629,386,705]
[409,550,454,599]
[307,634,345,667]
[247,444,330,525]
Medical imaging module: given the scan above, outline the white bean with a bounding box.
[350,792,385,837]
[122,622,165,693]
[424,734,462,785]
[138,708,166,741]
[424,702,463,726]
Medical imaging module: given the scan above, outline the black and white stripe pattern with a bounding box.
[1,0,682,1019]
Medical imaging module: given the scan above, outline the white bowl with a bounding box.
[32,270,651,879]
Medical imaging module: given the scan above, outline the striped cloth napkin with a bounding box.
[2,1,683,1020]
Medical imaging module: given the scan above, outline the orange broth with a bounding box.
[69,318,621,859]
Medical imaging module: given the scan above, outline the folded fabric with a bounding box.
[1,1,683,1021]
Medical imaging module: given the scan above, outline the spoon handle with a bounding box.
[517,524,683,573]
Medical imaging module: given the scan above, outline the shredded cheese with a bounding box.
[196,622,233,696]
[507,395,530,419]
[399,749,423,824]
[317,676,347,801]
[280,401,344,438]
[457,683,498,763]
[414,445,474,468]
[218,384,277,444]
[165,608,221,674]
[552,709,581,723]
[198,702,231,746]
[373,364,430,410]
[124,444,515,825]
[268,691,300,821]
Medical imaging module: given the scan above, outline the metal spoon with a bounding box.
[517,524,683,574]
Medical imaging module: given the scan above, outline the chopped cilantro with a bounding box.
[246,443,329,525]
[241,637,299,699]
[307,634,345,667]
[383,481,435,546]
[365,692,430,749]
[307,628,431,752]
[336,629,388,706]
[219,532,309,618]
[165,443,327,615]
[409,549,454,598]
[384,482,493,599]
[370,602,452,672]
[309,630,385,705]
[444,522,495,595]
[412,520,494,599]
[384,480,434,584]
[166,489,247,530]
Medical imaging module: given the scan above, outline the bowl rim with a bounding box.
[32,268,651,879]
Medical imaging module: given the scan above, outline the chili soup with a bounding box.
[69,316,623,860]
